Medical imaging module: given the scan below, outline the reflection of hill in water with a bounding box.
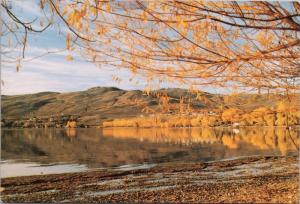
[2,128,298,168]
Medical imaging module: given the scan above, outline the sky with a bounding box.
[1,0,217,95]
[1,0,153,95]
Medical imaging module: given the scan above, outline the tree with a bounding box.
[276,99,299,126]
[1,1,299,94]
[222,108,243,124]
[250,107,271,125]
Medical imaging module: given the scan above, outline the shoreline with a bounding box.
[2,125,300,129]
[1,155,299,203]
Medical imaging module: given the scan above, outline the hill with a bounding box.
[1,87,293,126]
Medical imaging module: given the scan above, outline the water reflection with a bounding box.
[66,128,77,137]
[102,127,299,155]
[1,127,298,170]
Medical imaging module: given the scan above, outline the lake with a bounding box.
[1,127,299,178]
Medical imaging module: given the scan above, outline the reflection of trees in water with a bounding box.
[102,127,299,155]
[1,127,298,168]
[66,128,77,137]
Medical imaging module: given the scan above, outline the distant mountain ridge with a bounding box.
[1,86,290,126]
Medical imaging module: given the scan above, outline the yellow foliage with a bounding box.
[190,117,201,127]
[222,108,243,123]
[276,101,289,113]
[264,114,276,126]
[103,104,299,128]
[201,116,219,127]
[255,31,274,48]
[251,107,271,118]
[66,33,71,50]
[276,113,286,126]
[66,55,74,61]
[66,121,77,128]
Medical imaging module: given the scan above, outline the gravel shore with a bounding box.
[1,156,299,203]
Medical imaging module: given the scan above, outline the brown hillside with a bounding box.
[1,87,296,126]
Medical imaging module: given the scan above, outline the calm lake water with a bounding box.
[1,127,299,178]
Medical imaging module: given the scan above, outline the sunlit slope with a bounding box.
[2,87,296,125]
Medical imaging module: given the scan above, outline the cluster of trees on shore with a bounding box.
[1,115,83,128]
[103,102,299,128]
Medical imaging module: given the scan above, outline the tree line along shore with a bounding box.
[1,115,88,129]
[103,106,299,128]
[2,102,299,129]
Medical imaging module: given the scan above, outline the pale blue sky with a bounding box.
[1,0,221,95]
[1,0,191,95]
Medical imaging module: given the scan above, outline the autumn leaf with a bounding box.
[66,55,74,61]
[66,33,71,50]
